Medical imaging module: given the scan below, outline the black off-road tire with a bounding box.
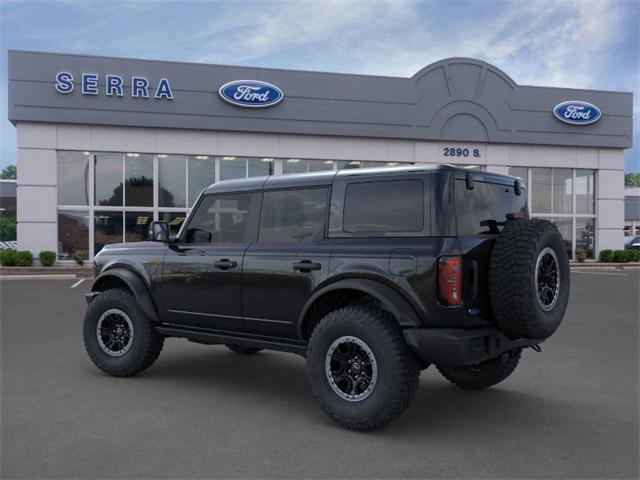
[489,219,570,340]
[225,344,263,355]
[83,288,164,377]
[436,349,522,390]
[307,305,420,431]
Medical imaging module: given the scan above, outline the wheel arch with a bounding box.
[92,267,159,322]
[298,278,423,339]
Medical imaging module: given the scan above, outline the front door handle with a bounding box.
[213,259,238,270]
[293,260,321,272]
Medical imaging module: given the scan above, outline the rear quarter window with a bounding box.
[455,179,527,235]
[343,179,424,233]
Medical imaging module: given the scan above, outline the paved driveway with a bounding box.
[1,271,638,479]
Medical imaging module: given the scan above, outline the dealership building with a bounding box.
[7,50,633,261]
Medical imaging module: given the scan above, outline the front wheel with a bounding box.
[436,349,521,390]
[83,288,164,377]
[307,305,419,431]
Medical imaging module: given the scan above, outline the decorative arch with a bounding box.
[429,100,502,142]
[412,57,517,90]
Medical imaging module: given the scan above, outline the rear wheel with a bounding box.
[83,288,164,377]
[307,305,419,431]
[225,344,263,355]
[437,349,521,390]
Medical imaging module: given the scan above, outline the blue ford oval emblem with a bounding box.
[218,80,283,108]
[553,100,601,125]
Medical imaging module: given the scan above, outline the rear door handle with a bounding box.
[293,260,321,272]
[214,259,238,270]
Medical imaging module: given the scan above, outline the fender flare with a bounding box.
[92,267,159,322]
[298,278,423,337]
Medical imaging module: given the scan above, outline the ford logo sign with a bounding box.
[553,100,601,125]
[218,80,283,108]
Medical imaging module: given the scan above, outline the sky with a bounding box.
[1,0,638,172]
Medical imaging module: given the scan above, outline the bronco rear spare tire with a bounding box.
[489,219,570,340]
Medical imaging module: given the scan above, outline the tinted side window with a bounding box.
[259,188,328,243]
[455,180,527,235]
[184,193,255,243]
[343,180,424,233]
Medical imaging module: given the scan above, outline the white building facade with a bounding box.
[8,52,632,261]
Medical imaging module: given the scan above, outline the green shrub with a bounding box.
[39,250,57,267]
[626,249,639,262]
[613,250,628,263]
[14,250,33,267]
[73,250,87,266]
[599,249,614,262]
[0,249,18,266]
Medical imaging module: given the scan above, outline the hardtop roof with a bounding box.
[204,164,518,195]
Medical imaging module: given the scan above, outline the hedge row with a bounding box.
[599,249,639,263]
[0,250,58,267]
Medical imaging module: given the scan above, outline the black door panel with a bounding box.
[161,244,247,330]
[242,241,333,337]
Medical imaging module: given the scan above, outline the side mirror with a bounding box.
[150,221,170,243]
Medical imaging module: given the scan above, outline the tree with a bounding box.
[625,172,640,188]
[0,215,17,241]
[1,165,16,179]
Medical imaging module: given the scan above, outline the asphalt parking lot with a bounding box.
[1,271,638,479]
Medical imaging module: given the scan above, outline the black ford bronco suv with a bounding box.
[84,165,570,430]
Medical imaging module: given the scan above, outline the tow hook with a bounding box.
[530,344,542,353]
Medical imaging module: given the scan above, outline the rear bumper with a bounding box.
[403,327,541,367]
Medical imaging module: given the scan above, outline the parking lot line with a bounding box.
[70,278,87,288]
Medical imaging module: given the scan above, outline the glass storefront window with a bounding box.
[220,156,246,180]
[248,158,273,177]
[338,161,362,170]
[552,168,572,214]
[553,217,573,259]
[309,160,335,172]
[188,156,215,207]
[531,168,552,213]
[283,159,336,174]
[158,155,187,208]
[95,153,123,206]
[124,153,153,207]
[58,151,90,205]
[159,211,188,237]
[125,212,153,242]
[94,211,123,254]
[283,159,309,174]
[576,169,595,214]
[576,217,596,259]
[57,210,89,260]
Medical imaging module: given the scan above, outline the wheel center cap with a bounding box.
[351,362,361,373]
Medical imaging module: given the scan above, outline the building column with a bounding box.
[595,149,625,254]
[16,123,58,259]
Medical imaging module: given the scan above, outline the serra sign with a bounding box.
[55,72,174,99]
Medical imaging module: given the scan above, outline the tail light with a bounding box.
[438,256,462,305]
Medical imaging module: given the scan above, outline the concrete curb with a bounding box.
[0,266,93,277]
[0,274,78,280]
[571,262,640,270]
